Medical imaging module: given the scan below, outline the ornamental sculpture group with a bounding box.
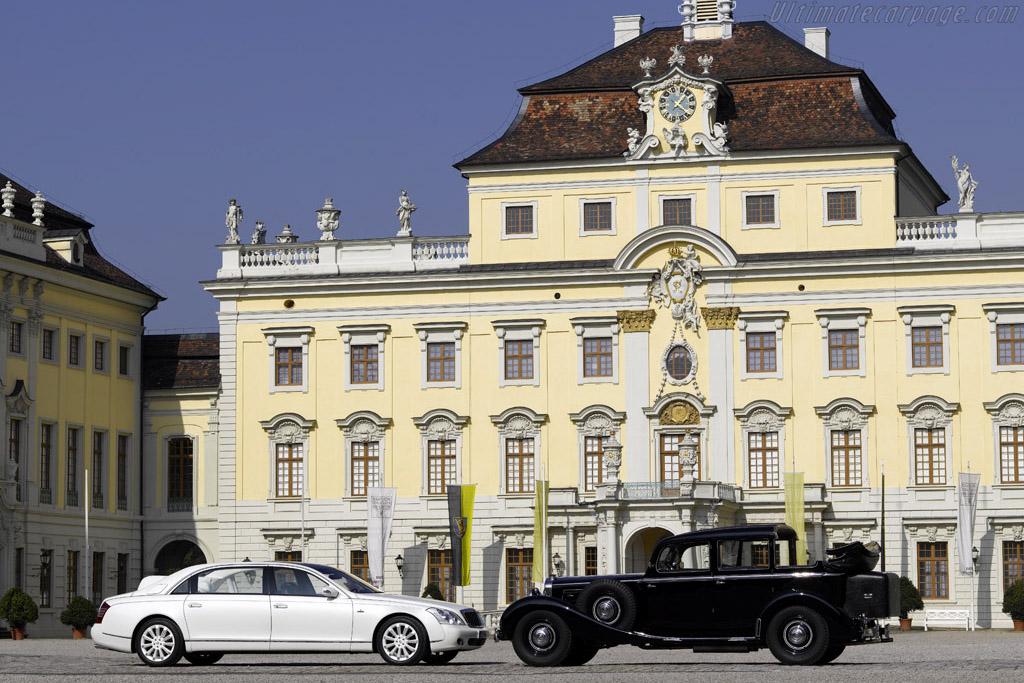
[223,190,418,244]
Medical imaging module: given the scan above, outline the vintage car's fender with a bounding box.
[498,595,643,646]
[758,591,856,641]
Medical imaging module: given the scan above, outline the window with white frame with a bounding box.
[984,394,1024,485]
[815,308,869,378]
[741,190,780,229]
[822,186,861,226]
[579,198,616,235]
[338,324,389,391]
[571,316,619,384]
[899,305,953,375]
[899,396,957,486]
[815,398,874,488]
[501,201,537,239]
[659,194,694,226]
[570,405,625,494]
[737,311,786,380]
[491,408,546,495]
[734,401,790,490]
[336,411,390,497]
[413,409,467,497]
[493,319,543,387]
[262,326,312,393]
[259,413,314,500]
[414,322,466,389]
[984,304,1024,372]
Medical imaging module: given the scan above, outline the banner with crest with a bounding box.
[367,487,397,588]
[447,484,476,586]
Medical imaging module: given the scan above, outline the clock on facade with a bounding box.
[658,86,697,123]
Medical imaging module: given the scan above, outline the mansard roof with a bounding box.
[143,333,221,390]
[457,21,900,168]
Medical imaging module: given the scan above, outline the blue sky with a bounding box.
[4,1,1022,329]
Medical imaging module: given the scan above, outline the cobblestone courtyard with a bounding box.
[1,630,1021,682]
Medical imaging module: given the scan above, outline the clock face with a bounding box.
[658,86,697,123]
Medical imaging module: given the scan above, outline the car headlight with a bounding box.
[427,607,466,626]
[543,577,553,596]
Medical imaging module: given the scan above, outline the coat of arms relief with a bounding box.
[648,244,707,403]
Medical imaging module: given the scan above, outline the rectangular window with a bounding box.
[118,345,131,376]
[67,427,79,505]
[828,329,859,371]
[275,551,302,562]
[275,443,303,498]
[40,423,53,502]
[505,205,534,235]
[997,324,1024,366]
[504,340,534,380]
[746,332,777,373]
[350,441,380,497]
[351,345,378,384]
[506,547,533,603]
[67,549,80,603]
[427,342,456,382]
[116,434,128,510]
[505,438,535,494]
[14,547,23,590]
[912,327,943,368]
[68,334,81,367]
[275,347,302,386]
[831,430,863,487]
[428,549,455,602]
[167,437,193,510]
[1000,426,1024,484]
[42,328,55,361]
[1004,541,1024,592]
[9,418,20,501]
[918,541,949,599]
[826,190,858,222]
[94,339,107,371]
[40,550,52,608]
[350,550,370,583]
[748,432,780,488]
[583,337,613,377]
[745,194,775,225]
[584,436,604,492]
[117,553,129,595]
[9,320,23,354]
[92,552,105,605]
[914,428,947,486]
[582,201,612,232]
[659,433,700,486]
[427,440,456,495]
[584,546,598,576]
[662,198,692,226]
[92,431,104,508]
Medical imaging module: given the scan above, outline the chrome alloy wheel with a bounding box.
[782,618,814,651]
[140,623,177,663]
[527,622,556,652]
[592,596,622,624]
[381,621,421,663]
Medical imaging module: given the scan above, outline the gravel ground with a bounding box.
[0,630,1021,682]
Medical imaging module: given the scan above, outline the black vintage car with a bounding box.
[497,524,897,667]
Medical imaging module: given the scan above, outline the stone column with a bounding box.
[618,310,656,483]
[702,307,739,484]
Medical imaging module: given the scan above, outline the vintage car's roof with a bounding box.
[660,524,798,546]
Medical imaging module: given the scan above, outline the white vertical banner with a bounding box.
[957,472,981,576]
[367,487,397,588]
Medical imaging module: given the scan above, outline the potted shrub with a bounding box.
[421,583,445,601]
[1002,579,1024,631]
[0,587,39,640]
[899,576,924,630]
[60,596,98,639]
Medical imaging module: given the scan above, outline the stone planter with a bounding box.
[899,618,913,631]
[72,627,86,639]
[1014,619,1024,631]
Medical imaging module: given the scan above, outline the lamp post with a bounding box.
[394,554,404,579]
[552,552,564,578]
[971,545,980,631]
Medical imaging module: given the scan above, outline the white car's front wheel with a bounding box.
[134,618,184,667]
[376,616,429,665]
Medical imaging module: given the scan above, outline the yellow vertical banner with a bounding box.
[784,472,806,564]
[460,484,475,586]
[532,478,549,584]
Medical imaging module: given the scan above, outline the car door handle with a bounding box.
[188,603,202,608]
[645,583,658,589]
[714,579,726,585]
[273,604,288,609]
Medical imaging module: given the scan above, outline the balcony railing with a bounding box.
[66,490,79,507]
[167,496,193,512]
[39,488,52,505]
[92,492,104,509]
[618,481,742,502]
[895,211,1024,250]
[621,481,683,499]
[117,495,128,511]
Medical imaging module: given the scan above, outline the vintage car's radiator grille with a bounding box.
[461,608,484,627]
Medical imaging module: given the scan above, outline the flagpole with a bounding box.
[85,468,90,601]
[969,463,975,631]
[879,461,885,572]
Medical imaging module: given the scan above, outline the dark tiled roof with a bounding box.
[457,21,899,167]
[143,333,220,390]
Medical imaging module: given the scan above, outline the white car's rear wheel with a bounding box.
[134,618,184,667]
[376,616,429,665]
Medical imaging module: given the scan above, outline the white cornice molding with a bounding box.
[1,254,157,309]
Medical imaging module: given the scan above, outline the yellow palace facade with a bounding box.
[161,4,1022,625]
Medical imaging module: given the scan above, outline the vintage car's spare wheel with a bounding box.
[511,610,574,667]
[577,579,637,630]
[766,606,831,666]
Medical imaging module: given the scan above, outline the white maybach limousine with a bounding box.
[91,562,488,666]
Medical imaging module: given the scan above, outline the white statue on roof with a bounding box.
[225,199,243,244]
[396,190,416,237]
[951,155,978,213]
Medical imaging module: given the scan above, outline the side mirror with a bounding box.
[321,586,339,599]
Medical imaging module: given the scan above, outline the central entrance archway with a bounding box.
[624,526,672,573]
[154,539,206,575]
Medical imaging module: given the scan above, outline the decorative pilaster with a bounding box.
[701,306,739,330]
[617,309,656,332]
[620,309,654,483]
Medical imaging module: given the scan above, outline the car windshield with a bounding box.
[301,563,380,594]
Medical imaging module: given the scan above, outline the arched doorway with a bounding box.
[624,527,672,573]
[154,539,206,575]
